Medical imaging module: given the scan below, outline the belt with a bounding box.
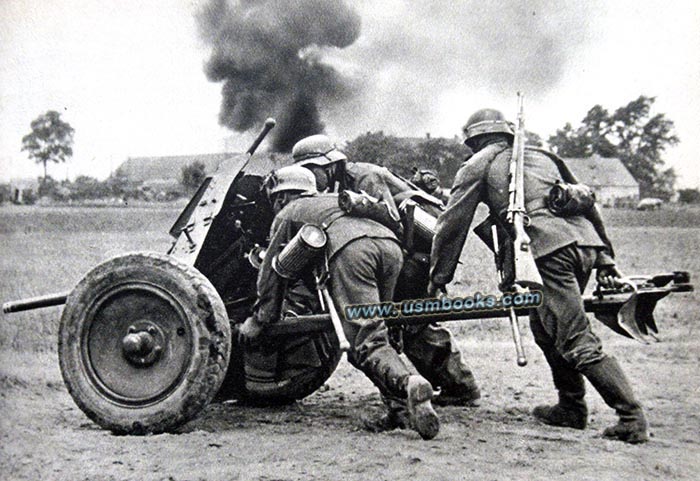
[498,197,548,218]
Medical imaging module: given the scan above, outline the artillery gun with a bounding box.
[3,118,694,435]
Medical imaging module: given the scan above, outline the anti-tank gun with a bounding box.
[2,115,694,436]
[3,118,342,434]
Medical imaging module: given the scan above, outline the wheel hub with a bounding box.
[121,321,164,367]
[83,283,193,405]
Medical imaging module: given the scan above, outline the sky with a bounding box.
[1,0,699,188]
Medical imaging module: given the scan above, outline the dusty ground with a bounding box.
[1,325,699,480]
[1,205,699,480]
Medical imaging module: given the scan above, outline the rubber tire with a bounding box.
[215,330,341,406]
[243,332,341,405]
[58,252,231,434]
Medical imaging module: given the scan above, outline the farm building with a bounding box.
[8,178,40,204]
[564,155,639,207]
[116,152,291,199]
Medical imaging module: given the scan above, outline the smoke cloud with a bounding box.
[197,0,600,147]
[323,0,601,139]
[197,0,361,151]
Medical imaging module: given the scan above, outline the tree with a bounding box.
[678,188,700,204]
[548,96,679,198]
[105,167,140,200]
[344,132,470,182]
[414,137,471,185]
[181,161,207,192]
[70,175,110,200]
[21,111,75,186]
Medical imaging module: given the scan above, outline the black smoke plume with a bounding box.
[197,0,361,152]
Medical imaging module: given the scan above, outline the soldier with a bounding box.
[428,108,649,443]
[411,168,450,204]
[291,135,482,419]
[237,165,440,440]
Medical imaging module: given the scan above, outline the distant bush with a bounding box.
[678,188,700,204]
[0,184,11,204]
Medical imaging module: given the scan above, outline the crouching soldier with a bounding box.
[237,165,440,440]
[291,135,482,421]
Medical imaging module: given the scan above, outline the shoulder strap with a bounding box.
[530,147,579,184]
[320,210,346,231]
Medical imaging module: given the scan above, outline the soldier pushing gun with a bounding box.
[429,97,650,443]
[238,165,441,440]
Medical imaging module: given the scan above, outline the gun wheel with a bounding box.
[58,252,231,434]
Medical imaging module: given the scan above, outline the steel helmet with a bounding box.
[267,165,317,195]
[462,108,514,148]
[292,134,347,167]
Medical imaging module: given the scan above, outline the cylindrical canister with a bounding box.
[410,204,437,243]
[272,224,327,279]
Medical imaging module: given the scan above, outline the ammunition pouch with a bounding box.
[338,190,403,237]
[547,182,596,217]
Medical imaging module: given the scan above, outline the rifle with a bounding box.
[485,93,543,366]
[507,93,542,290]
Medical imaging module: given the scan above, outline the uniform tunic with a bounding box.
[430,140,614,368]
[253,194,413,397]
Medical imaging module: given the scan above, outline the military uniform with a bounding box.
[339,162,481,404]
[430,137,648,443]
[252,194,416,410]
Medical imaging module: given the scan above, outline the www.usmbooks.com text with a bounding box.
[344,291,543,321]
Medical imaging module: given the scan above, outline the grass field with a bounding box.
[1,203,697,351]
[1,203,698,481]
[0,205,180,351]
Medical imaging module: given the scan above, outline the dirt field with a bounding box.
[1,204,698,481]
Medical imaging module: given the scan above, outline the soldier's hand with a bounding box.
[596,265,623,289]
[237,317,265,347]
[427,281,447,298]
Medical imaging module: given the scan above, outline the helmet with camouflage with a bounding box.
[462,108,514,149]
[292,134,347,167]
[267,165,317,195]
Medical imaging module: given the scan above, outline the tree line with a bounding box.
[14,98,700,204]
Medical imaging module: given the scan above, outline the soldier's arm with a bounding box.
[430,155,489,287]
[353,167,401,218]
[252,215,294,325]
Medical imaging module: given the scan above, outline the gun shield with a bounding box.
[272,224,327,280]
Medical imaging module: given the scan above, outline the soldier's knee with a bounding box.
[561,343,606,371]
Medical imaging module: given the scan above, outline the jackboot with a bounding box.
[533,391,587,429]
[362,394,410,432]
[582,356,649,444]
[432,383,482,407]
[406,375,440,440]
[403,325,481,407]
[533,347,588,429]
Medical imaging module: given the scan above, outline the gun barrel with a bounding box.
[3,292,69,314]
[246,118,276,155]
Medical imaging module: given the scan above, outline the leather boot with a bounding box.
[533,347,588,429]
[533,391,587,429]
[362,394,410,432]
[362,408,410,433]
[582,356,649,444]
[432,383,482,407]
[406,375,440,440]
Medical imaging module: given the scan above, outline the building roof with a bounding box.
[564,154,638,188]
[117,152,292,183]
